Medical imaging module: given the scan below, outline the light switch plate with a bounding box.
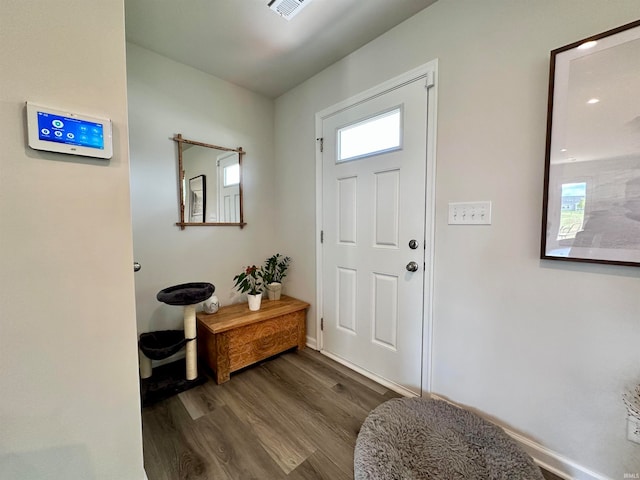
[448,201,492,225]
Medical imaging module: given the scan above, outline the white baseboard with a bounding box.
[503,427,611,480]
[306,336,318,350]
[429,394,611,480]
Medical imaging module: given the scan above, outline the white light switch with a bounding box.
[448,201,492,225]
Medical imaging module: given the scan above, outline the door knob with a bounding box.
[406,261,419,272]
[134,262,141,272]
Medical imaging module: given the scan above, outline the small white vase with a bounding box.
[247,293,262,311]
[203,294,219,314]
[266,282,282,300]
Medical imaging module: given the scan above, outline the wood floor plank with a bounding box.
[288,449,352,480]
[250,357,369,476]
[250,358,360,445]
[142,397,208,480]
[298,348,389,395]
[329,375,399,413]
[211,367,317,474]
[261,354,376,439]
[284,351,400,414]
[188,404,287,480]
[279,349,340,389]
[178,377,226,420]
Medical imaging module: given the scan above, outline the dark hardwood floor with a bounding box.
[142,348,564,480]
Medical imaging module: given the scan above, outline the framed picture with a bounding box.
[541,19,640,266]
[188,175,206,223]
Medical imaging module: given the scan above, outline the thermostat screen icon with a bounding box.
[37,111,104,150]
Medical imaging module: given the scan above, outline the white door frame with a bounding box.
[314,60,438,397]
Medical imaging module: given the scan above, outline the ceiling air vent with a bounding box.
[268,0,312,20]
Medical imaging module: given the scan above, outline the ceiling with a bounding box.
[124,0,437,98]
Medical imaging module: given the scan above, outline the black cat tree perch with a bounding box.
[138,282,214,406]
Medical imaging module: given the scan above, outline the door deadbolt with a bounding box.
[406,261,419,272]
[409,239,419,250]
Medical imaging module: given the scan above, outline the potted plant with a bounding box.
[233,265,263,311]
[262,254,291,300]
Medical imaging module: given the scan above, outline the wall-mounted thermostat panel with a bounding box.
[26,102,113,159]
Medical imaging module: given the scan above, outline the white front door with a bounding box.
[217,152,240,223]
[318,66,436,395]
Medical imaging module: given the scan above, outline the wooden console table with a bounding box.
[196,295,309,384]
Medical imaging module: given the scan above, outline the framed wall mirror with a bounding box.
[173,134,246,229]
[541,19,640,266]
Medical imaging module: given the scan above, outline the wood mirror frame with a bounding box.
[173,134,246,229]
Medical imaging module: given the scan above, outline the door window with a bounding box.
[337,107,402,163]
[558,182,586,240]
[223,163,240,187]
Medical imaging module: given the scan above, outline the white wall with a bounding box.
[0,2,145,479]
[127,44,278,337]
[274,1,640,478]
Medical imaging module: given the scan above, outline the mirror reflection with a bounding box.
[173,134,245,229]
[542,20,640,265]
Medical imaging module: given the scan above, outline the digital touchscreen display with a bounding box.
[36,111,104,150]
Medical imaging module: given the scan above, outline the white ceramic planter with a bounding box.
[247,293,262,311]
[266,282,282,300]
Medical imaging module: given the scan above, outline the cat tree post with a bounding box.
[153,282,215,381]
[183,304,197,380]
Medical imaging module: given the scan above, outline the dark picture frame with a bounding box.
[541,19,640,266]
[188,175,206,223]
